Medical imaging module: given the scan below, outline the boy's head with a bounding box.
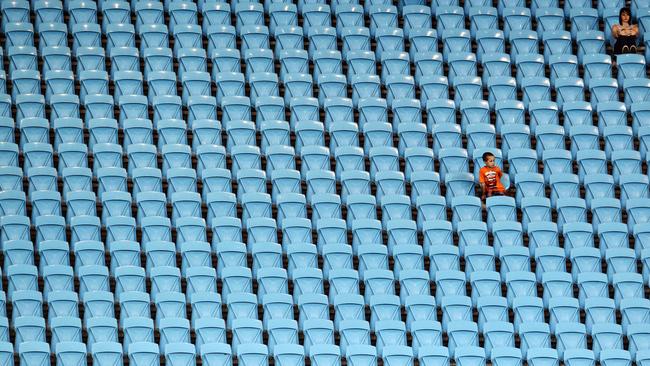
[482,152,496,168]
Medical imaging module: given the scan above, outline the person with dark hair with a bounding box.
[479,152,506,200]
[613,7,639,54]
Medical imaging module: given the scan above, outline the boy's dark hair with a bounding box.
[482,152,495,162]
[620,7,631,24]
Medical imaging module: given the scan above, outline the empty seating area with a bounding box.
[1,0,650,364]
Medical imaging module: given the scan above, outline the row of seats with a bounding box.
[0,0,623,44]
[6,341,649,366]
[6,306,650,355]
[5,255,649,304]
[0,180,648,230]
[3,99,650,155]
[0,36,639,86]
[3,115,650,163]
[3,214,650,277]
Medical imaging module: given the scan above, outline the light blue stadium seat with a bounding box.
[404,293,436,326]
[540,149,571,183]
[507,153,538,186]
[250,242,282,279]
[77,264,111,296]
[418,76,450,107]
[262,294,293,329]
[386,219,417,251]
[416,194,447,229]
[415,53,442,86]
[482,322,515,358]
[38,23,68,52]
[522,76,551,108]
[8,47,37,80]
[402,6,432,37]
[357,244,388,276]
[96,166,127,199]
[509,31,539,63]
[234,2,264,34]
[70,215,101,244]
[299,172,332,206]
[554,77,584,108]
[33,1,63,27]
[605,247,636,281]
[15,94,46,122]
[442,29,471,61]
[469,269,500,304]
[516,321,551,356]
[11,291,43,325]
[476,29,505,60]
[436,6,464,32]
[374,28,405,62]
[450,196,481,230]
[36,240,68,274]
[298,2,332,33]
[89,342,123,366]
[526,102,558,136]
[547,296,580,333]
[486,77,515,108]
[540,272,573,306]
[18,341,50,366]
[398,269,429,302]
[306,24,336,55]
[526,222,559,259]
[512,296,548,330]
[0,166,23,195]
[431,124,466,159]
[446,322,480,357]
[619,298,650,333]
[330,143,360,176]
[336,4,364,36]
[0,117,14,145]
[610,150,641,184]
[489,222,523,257]
[589,78,619,107]
[269,3,298,34]
[110,48,140,81]
[425,100,455,130]
[137,25,169,53]
[297,294,329,328]
[418,347,450,366]
[503,7,532,40]
[108,240,140,271]
[490,348,523,366]
[198,342,232,366]
[569,247,601,283]
[2,240,33,277]
[596,350,630,366]
[494,102,525,139]
[584,61,613,95]
[619,174,649,207]
[382,345,414,366]
[135,0,164,27]
[506,272,539,306]
[469,7,497,38]
[624,78,650,107]
[410,320,443,354]
[4,22,34,48]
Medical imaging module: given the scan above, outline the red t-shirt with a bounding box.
[479,166,505,194]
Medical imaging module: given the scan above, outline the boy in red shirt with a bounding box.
[479,152,506,200]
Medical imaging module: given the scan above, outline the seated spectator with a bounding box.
[613,7,639,54]
[479,152,507,200]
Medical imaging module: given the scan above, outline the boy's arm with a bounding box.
[480,182,487,199]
